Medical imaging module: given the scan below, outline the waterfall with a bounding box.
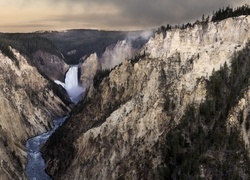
[55,66,85,103]
[65,66,79,91]
[25,66,84,179]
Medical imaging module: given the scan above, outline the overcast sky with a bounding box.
[0,0,249,32]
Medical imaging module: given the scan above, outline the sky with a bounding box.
[0,0,249,32]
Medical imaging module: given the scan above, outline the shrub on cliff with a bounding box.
[161,41,250,179]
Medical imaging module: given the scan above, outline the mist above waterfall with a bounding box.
[100,30,153,70]
[55,66,85,103]
[126,30,154,42]
[101,40,133,70]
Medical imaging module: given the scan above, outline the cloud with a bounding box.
[0,0,249,32]
[44,0,249,28]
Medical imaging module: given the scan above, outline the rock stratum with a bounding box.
[0,14,250,179]
[42,16,250,179]
[0,48,71,179]
[0,28,149,180]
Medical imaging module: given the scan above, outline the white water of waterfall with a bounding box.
[55,66,85,103]
[25,66,84,179]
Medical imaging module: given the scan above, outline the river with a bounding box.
[25,65,84,179]
[25,117,67,180]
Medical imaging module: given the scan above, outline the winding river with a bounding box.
[25,117,67,180]
[25,66,84,179]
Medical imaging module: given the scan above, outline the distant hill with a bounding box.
[41,29,129,64]
[0,29,150,65]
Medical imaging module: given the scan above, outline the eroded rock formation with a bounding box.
[0,48,71,179]
[43,16,250,179]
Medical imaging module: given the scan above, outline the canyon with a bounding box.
[0,47,71,179]
[42,15,250,179]
[0,14,250,179]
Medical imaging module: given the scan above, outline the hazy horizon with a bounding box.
[0,0,249,33]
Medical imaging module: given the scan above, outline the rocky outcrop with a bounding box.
[43,16,250,179]
[144,15,250,80]
[31,51,69,81]
[79,41,136,87]
[100,40,135,70]
[44,54,209,179]
[79,32,152,88]
[227,87,250,154]
[79,53,100,87]
[0,48,71,179]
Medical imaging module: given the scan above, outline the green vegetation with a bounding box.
[46,80,72,107]
[158,4,250,34]
[42,30,129,64]
[93,69,112,89]
[212,4,250,22]
[0,33,61,59]
[0,41,19,68]
[0,30,150,65]
[130,52,148,66]
[93,53,148,89]
[161,41,250,179]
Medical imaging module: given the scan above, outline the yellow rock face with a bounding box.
[0,48,71,179]
[43,16,250,180]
